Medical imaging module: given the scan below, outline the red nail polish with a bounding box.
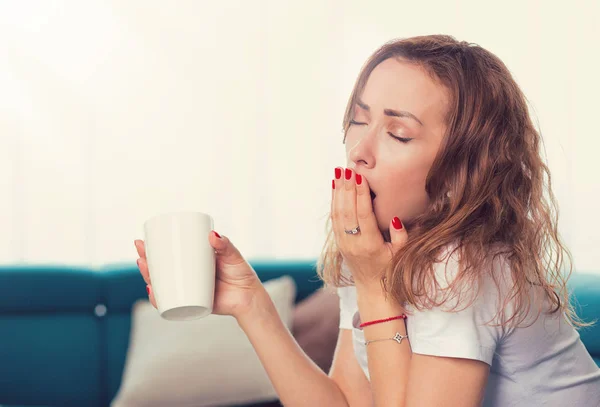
[345,168,352,180]
[392,217,403,230]
[356,174,362,185]
[213,231,221,238]
[332,179,335,189]
[335,167,342,179]
[146,285,150,295]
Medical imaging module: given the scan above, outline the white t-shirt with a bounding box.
[337,246,600,406]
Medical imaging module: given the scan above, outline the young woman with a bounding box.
[134,35,600,406]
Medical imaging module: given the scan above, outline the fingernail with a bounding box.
[392,217,403,230]
[146,285,150,295]
[213,231,221,238]
[356,174,362,185]
[345,168,352,180]
[335,167,342,179]
[332,179,335,189]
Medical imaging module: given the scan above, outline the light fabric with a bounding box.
[112,276,296,407]
[338,246,600,406]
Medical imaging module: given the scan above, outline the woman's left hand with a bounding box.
[331,167,408,289]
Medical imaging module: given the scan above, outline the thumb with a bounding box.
[208,231,246,266]
[389,217,408,252]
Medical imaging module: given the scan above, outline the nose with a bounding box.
[347,131,376,169]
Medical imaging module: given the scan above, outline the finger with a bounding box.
[355,173,381,239]
[137,257,151,285]
[146,284,157,308]
[332,167,343,212]
[389,217,408,252]
[332,167,344,242]
[208,231,246,266]
[134,239,146,259]
[342,168,359,234]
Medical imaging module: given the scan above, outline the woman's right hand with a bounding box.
[134,231,264,319]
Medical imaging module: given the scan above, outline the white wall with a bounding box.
[0,0,598,272]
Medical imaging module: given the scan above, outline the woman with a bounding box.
[134,35,600,406]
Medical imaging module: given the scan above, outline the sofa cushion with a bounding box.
[110,276,296,407]
[0,315,103,407]
[101,260,324,402]
[0,266,103,407]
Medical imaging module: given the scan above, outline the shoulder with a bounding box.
[423,241,515,316]
[405,243,516,365]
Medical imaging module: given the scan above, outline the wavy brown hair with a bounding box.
[317,34,589,328]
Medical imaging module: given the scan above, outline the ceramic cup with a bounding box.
[143,211,216,321]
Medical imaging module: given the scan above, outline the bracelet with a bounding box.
[359,314,407,329]
[365,332,409,346]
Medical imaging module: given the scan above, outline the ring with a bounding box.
[344,225,360,235]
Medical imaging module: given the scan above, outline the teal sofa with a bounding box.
[0,261,598,407]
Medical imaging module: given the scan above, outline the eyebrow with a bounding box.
[356,99,424,126]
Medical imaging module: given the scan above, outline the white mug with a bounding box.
[143,211,216,321]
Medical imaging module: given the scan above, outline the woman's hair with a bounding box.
[318,34,589,328]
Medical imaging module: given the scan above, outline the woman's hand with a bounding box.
[331,167,408,289]
[134,231,263,319]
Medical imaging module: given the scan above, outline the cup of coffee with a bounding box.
[143,211,216,321]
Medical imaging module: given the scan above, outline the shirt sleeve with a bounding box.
[406,301,499,366]
[406,248,507,366]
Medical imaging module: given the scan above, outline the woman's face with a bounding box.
[345,58,449,234]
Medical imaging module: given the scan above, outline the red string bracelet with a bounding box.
[359,314,407,329]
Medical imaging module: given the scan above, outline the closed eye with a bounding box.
[349,120,413,143]
[387,132,413,143]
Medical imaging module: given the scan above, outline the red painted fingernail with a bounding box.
[392,217,403,230]
[213,231,221,238]
[345,168,352,180]
[146,285,150,295]
[356,174,362,185]
[335,167,342,179]
[332,179,335,189]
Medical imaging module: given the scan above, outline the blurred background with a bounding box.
[0,0,598,272]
